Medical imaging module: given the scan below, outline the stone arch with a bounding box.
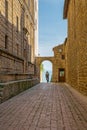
[36,57,54,71]
[36,57,54,81]
[40,60,53,82]
[35,44,66,83]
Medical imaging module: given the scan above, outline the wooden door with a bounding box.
[59,68,65,82]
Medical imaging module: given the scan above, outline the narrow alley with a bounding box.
[0,83,87,130]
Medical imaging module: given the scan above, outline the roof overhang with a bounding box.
[63,0,70,19]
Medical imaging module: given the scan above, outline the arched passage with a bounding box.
[40,60,52,82]
[36,53,66,82]
[36,56,54,82]
[36,44,66,83]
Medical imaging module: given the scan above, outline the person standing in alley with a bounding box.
[45,71,49,83]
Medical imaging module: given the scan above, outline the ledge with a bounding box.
[0,48,24,61]
[63,0,70,19]
[0,78,39,103]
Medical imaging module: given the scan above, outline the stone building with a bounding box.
[52,43,66,82]
[0,0,38,82]
[63,0,87,95]
[36,42,66,82]
[0,0,39,102]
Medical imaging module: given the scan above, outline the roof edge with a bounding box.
[63,0,70,19]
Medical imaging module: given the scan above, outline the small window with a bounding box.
[58,49,62,53]
[5,35,8,49]
[26,15,28,19]
[24,49,26,58]
[17,44,19,55]
[5,0,8,20]
[16,16,19,32]
[62,55,65,60]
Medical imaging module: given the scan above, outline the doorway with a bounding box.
[40,61,52,82]
[59,68,65,82]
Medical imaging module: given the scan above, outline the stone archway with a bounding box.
[36,56,54,82]
[36,44,66,83]
[40,60,53,82]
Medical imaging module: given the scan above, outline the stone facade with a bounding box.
[36,43,66,82]
[0,0,39,103]
[0,78,39,103]
[53,43,66,82]
[0,0,38,82]
[34,0,38,56]
[64,0,87,95]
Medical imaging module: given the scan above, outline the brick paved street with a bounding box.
[0,83,87,130]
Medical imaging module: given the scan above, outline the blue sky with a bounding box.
[39,0,67,56]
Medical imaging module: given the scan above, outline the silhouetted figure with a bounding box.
[45,71,49,83]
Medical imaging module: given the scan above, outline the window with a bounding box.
[16,16,19,32]
[5,35,8,49]
[17,44,19,55]
[29,45,31,62]
[61,55,65,60]
[5,0,8,20]
[58,49,62,53]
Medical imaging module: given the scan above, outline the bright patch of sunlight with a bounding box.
[40,61,52,82]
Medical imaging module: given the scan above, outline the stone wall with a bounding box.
[0,48,24,74]
[53,44,66,82]
[77,0,87,95]
[64,0,87,95]
[0,78,39,103]
[0,0,36,76]
[0,0,39,102]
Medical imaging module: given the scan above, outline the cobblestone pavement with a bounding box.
[0,83,87,130]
